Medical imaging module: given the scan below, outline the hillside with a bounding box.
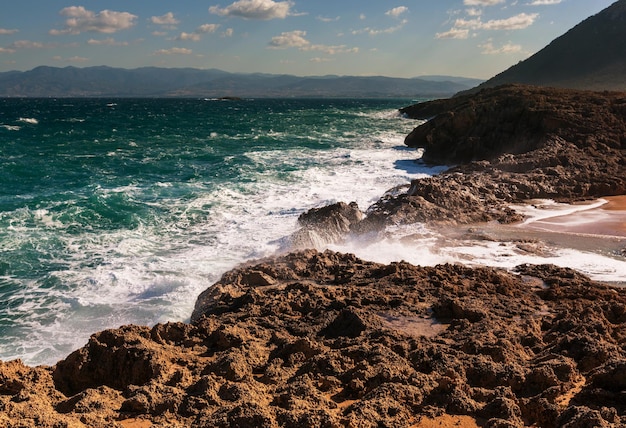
[0,66,478,98]
[468,0,626,92]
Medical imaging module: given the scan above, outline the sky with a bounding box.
[0,0,616,79]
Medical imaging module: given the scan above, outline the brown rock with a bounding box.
[1,250,624,427]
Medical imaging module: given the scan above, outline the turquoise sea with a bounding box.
[0,98,437,365]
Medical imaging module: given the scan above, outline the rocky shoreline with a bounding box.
[1,85,625,427]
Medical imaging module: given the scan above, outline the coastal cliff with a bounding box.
[1,85,626,427]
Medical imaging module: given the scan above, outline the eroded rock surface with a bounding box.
[352,85,626,231]
[1,250,625,427]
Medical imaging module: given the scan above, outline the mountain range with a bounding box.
[0,66,483,98]
[469,0,626,93]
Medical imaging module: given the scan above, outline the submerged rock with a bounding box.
[1,250,625,426]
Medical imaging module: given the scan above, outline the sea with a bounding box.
[1,98,625,366]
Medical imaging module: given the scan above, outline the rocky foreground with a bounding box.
[1,85,626,427]
[1,250,625,427]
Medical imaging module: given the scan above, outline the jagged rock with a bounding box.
[288,201,363,249]
[348,85,626,232]
[0,250,624,426]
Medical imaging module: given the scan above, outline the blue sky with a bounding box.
[0,0,616,78]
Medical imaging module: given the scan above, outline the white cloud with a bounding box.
[153,47,193,55]
[268,30,309,48]
[435,28,470,39]
[437,12,538,39]
[268,30,358,54]
[150,12,180,26]
[352,20,408,36]
[50,6,137,35]
[87,37,128,46]
[175,24,220,42]
[453,17,483,30]
[0,47,16,53]
[221,28,234,37]
[466,8,483,17]
[317,16,340,23]
[386,6,409,18]
[9,40,45,49]
[197,24,221,34]
[209,0,293,20]
[0,28,18,35]
[306,44,358,55]
[176,32,201,42]
[68,56,89,63]
[481,13,538,30]
[479,40,524,54]
[310,57,332,63]
[528,0,562,4]
[464,0,505,5]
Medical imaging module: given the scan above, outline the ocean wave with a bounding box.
[17,117,38,124]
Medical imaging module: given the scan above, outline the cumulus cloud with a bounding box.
[268,30,309,48]
[479,40,524,54]
[481,13,538,30]
[386,6,409,18]
[352,20,408,36]
[0,28,18,35]
[0,47,16,53]
[437,11,538,39]
[176,32,201,42]
[87,37,129,46]
[435,28,470,39]
[50,6,137,35]
[68,56,89,63]
[464,0,505,5]
[153,47,193,55]
[527,0,562,4]
[150,12,180,26]
[221,28,234,37]
[197,24,221,34]
[268,30,358,54]
[9,40,45,49]
[317,16,340,22]
[209,0,293,20]
[175,24,221,42]
[310,57,332,63]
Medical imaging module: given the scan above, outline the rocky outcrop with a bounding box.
[349,85,626,231]
[1,250,625,427]
[402,85,626,165]
[287,202,363,249]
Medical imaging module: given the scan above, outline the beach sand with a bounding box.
[431,197,626,286]
[522,196,626,237]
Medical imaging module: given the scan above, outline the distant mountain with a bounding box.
[416,75,484,87]
[468,0,626,93]
[0,66,479,98]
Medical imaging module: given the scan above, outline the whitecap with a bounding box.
[17,117,38,124]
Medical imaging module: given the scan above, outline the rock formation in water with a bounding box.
[349,85,626,231]
[1,250,625,427]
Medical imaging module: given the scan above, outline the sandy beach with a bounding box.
[520,196,626,237]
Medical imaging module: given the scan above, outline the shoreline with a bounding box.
[517,196,626,238]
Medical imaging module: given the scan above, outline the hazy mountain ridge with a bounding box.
[0,66,480,98]
[468,0,626,93]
